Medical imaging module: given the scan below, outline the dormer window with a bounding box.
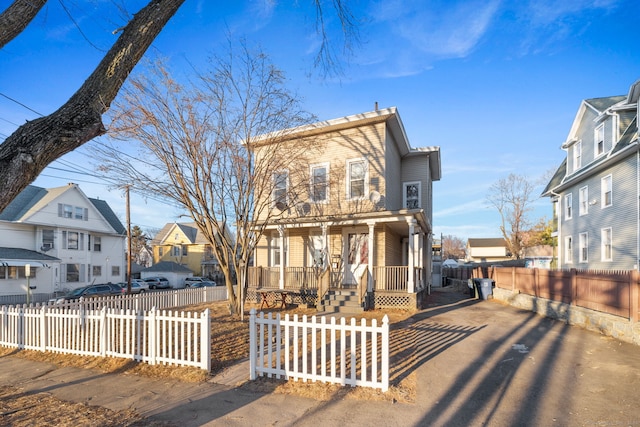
[595,124,604,156]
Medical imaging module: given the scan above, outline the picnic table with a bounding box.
[257,289,296,310]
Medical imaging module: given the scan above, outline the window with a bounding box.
[89,235,101,252]
[112,266,120,276]
[92,265,102,277]
[75,207,83,220]
[601,228,612,261]
[310,164,329,203]
[60,204,73,218]
[42,229,54,250]
[573,141,582,172]
[579,232,588,263]
[66,264,81,282]
[564,193,573,220]
[403,182,421,209]
[182,245,188,256]
[347,158,367,199]
[158,247,164,257]
[602,175,612,207]
[273,171,288,207]
[67,231,79,250]
[579,186,588,216]
[595,124,605,156]
[58,204,87,220]
[564,236,573,263]
[173,246,180,256]
[271,232,283,267]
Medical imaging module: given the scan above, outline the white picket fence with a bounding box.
[249,309,390,391]
[49,286,228,311]
[0,304,211,370]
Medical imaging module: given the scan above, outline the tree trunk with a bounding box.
[0,0,186,212]
[0,0,47,49]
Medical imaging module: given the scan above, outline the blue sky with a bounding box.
[1,0,639,240]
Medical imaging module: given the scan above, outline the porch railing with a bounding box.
[248,266,422,293]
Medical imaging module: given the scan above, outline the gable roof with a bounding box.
[141,261,192,273]
[151,222,211,245]
[0,184,125,235]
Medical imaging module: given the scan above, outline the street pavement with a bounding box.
[1,287,640,426]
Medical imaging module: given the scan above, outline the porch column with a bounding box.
[278,225,285,289]
[368,222,375,292]
[407,219,416,293]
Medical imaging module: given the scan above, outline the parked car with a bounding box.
[143,277,171,289]
[184,277,205,287]
[190,281,218,288]
[116,281,148,294]
[51,283,122,303]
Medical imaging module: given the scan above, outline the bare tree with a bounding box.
[442,234,466,260]
[97,45,319,314]
[486,173,538,259]
[0,1,358,212]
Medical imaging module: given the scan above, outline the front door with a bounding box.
[344,230,368,286]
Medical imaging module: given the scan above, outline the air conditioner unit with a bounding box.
[41,243,52,252]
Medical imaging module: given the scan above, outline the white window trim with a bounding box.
[346,158,368,200]
[272,169,289,207]
[564,193,573,220]
[564,236,573,264]
[579,232,588,263]
[594,123,605,157]
[309,162,330,204]
[403,181,421,209]
[579,186,588,216]
[270,231,287,267]
[601,174,612,208]
[573,140,582,172]
[601,227,612,262]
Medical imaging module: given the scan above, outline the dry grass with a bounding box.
[0,301,419,425]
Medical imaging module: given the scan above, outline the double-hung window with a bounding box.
[42,229,54,250]
[601,227,612,261]
[573,141,582,172]
[273,171,288,207]
[346,158,367,199]
[310,163,329,203]
[403,182,421,209]
[595,124,605,156]
[579,232,588,263]
[564,236,573,263]
[564,193,573,220]
[602,175,612,207]
[579,186,588,216]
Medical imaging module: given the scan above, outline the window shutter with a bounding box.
[84,208,89,221]
[58,203,63,217]
[80,264,86,282]
[62,231,68,249]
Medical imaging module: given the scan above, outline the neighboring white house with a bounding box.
[466,238,511,263]
[0,183,126,296]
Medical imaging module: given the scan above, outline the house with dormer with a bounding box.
[0,183,126,296]
[543,79,640,270]
[248,107,441,310]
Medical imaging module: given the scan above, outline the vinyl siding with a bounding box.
[401,155,431,211]
[560,153,638,270]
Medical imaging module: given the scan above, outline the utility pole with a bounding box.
[125,184,132,294]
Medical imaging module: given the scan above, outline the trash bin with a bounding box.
[473,278,494,300]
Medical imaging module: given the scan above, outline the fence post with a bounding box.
[149,307,157,365]
[249,308,257,380]
[381,315,389,392]
[630,271,639,322]
[39,305,47,352]
[571,268,578,305]
[202,308,211,371]
[100,306,107,357]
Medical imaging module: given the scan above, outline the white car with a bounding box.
[184,277,205,287]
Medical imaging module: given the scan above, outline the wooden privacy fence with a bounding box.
[0,305,211,370]
[249,309,390,391]
[474,267,640,322]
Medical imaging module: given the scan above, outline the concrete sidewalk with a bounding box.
[1,287,640,426]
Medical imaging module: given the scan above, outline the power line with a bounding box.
[0,92,43,116]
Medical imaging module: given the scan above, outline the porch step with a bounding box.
[319,290,363,314]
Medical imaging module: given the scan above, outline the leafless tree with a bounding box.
[0,1,358,213]
[442,235,466,260]
[486,173,538,259]
[97,45,319,314]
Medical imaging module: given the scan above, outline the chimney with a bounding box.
[374,101,378,111]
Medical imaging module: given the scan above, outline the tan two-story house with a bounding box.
[249,107,441,310]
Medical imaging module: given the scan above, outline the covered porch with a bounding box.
[247,210,433,310]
